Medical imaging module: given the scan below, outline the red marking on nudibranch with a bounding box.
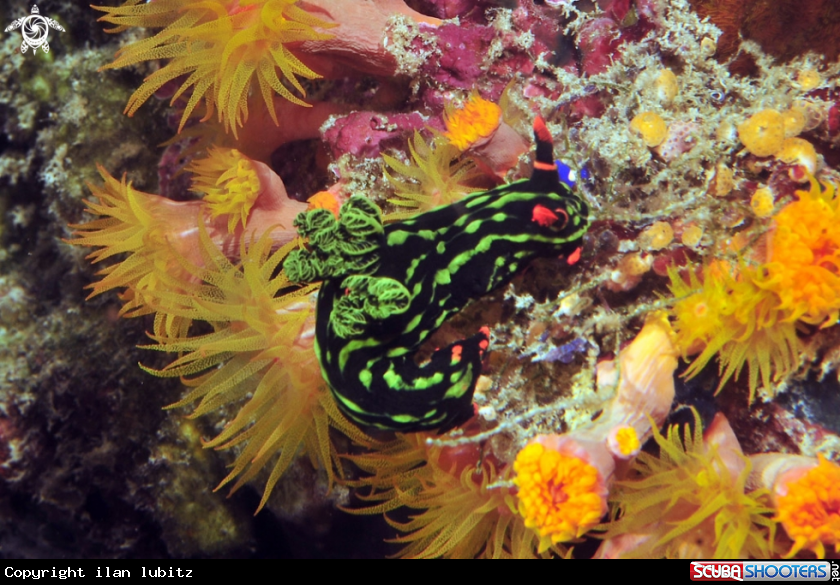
[566,247,582,265]
[532,204,559,226]
[451,345,463,364]
[478,326,490,352]
[533,115,552,143]
[344,288,351,296]
[534,161,557,171]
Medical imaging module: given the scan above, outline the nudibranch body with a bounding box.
[287,118,590,432]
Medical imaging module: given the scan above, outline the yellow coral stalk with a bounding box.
[93,0,334,136]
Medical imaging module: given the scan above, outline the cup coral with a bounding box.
[668,260,800,403]
[140,226,375,511]
[750,453,840,559]
[93,0,335,136]
[669,174,840,400]
[69,156,307,327]
[383,132,483,220]
[346,433,547,559]
[598,411,775,559]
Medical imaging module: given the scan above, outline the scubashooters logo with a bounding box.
[691,561,837,582]
[4,5,64,55]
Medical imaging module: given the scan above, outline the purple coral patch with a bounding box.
[322,111,426,160]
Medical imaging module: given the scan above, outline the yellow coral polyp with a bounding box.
[188,148,261,233]
[639,221,674,251]
[750,187,775,218]
[629,112,668,147]
[782,106,807,138]
[776,137,817,175]
[737,109,785,157]
[444,94,502,151]
[93,0,334,136]
[514,443,605,550]
[610,426,641,458]
[776,455,840,559]
[652,69,678,104]
[796,69,821,92]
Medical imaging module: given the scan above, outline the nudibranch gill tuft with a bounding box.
[286,117,590,432]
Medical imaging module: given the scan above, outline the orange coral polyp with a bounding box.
[514,442,606,549]
[444,95,502,151]
[765,176,840,327]
[776,455,840,559]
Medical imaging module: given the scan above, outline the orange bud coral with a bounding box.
[776,456,840,559]
[751,453,840,559]
[514,441,608,550]
[764,175,840,326]
[444,95,502,151]
[443,94,528,178]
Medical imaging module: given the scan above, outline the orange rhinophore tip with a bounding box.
[533,115,552,143]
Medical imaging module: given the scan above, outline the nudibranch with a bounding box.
[286,118,590,432]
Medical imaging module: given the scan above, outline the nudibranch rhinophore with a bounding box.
[286,117,590,432]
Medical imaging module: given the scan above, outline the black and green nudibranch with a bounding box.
[286,117,590,432]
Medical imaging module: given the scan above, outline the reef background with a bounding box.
[0,0,395,558]
[1,0,839,559]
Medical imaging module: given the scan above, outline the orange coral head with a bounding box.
[772,454,840,559]
[444,94,502,151]
[443,94,529,179]
[765,174,840,328]
[514,436,611,552]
